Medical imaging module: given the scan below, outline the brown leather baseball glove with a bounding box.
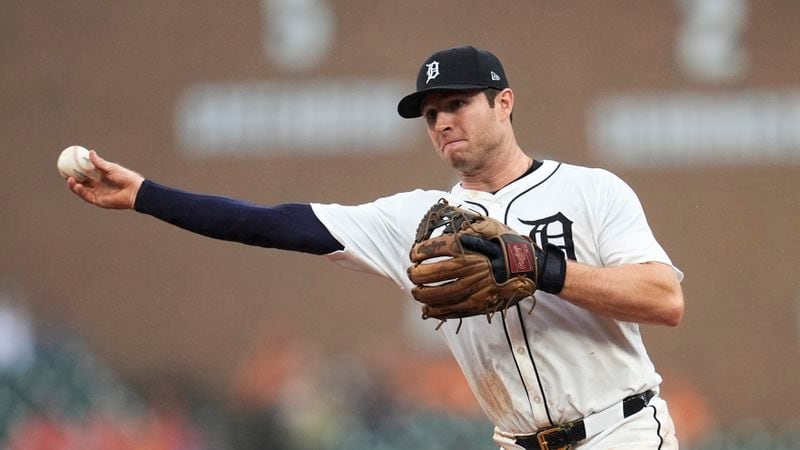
[407,199,541,329]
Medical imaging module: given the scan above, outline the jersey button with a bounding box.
[533,397,542,404]
[516,347,526,355]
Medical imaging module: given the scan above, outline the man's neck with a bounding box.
[459,149,533,192]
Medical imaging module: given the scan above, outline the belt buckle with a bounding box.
[536,426,568,450]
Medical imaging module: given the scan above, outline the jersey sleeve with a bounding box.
[310,190,443,288]
[592,171,684,281]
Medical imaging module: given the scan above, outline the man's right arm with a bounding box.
[134,180,343,254]
[67,151,344,255]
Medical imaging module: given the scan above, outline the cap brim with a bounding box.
[397,84,489,118]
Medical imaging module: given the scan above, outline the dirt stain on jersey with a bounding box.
[477,370,513,417]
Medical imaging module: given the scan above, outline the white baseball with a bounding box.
[57,145,101,182]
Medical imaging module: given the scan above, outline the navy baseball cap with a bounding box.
[397,45,509,119]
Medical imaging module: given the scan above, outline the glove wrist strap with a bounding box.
[536,244,567,294]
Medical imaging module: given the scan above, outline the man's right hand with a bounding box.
[67,150,145,210]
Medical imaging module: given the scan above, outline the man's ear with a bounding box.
[497,88,514,121]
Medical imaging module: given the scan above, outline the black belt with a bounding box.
[515,390,655,450]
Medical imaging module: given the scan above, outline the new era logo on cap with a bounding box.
[397,45,510,118]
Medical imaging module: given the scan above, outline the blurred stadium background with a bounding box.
[2,1,800,448]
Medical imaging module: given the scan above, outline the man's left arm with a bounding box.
[558,261,684,326]
[549,169,684,326]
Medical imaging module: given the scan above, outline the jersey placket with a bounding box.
[503,309,552,429]
[484,199,553,429]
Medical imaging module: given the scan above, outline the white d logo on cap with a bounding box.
[425,61,440,84]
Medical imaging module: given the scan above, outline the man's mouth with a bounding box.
[441,138,465,150]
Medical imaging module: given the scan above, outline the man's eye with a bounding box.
[425,110,437,122]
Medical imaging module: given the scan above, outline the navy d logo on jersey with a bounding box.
[519,212,576,260]
[425,61,440,84]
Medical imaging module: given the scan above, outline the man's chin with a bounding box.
[448,157,480,174]
[442,148,470,168]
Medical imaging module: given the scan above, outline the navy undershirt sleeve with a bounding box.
[133,180,344,255]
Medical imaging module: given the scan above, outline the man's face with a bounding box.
[420,89,505,173]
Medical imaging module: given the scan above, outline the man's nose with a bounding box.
[434,113,454,133]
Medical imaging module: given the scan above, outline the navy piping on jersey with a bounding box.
[503,162,562,225]
[134,179,343,255]
[491,159,543,195]
[501,310,538,421]
[463,200,489,216]
[649,404,664,449]
[516,305,555,426]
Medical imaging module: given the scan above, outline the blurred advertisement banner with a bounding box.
[176,80,415,156]
[589,91,800,167]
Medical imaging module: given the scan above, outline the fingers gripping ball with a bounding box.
[57,145,101,182]
[407,199,539,329]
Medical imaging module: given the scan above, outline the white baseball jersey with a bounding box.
[311,159,683,439]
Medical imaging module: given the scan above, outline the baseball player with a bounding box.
[67,45,684,449]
